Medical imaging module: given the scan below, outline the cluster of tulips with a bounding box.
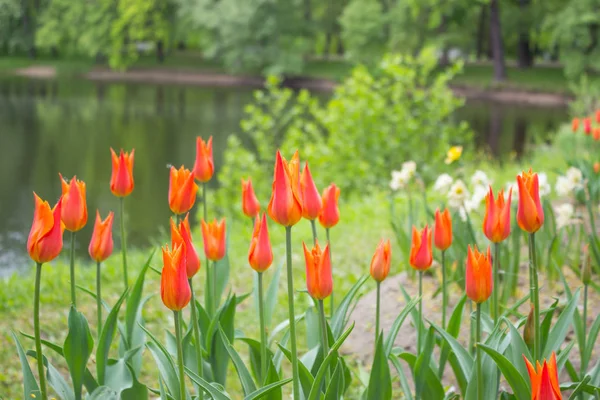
[572,111,600,141]
[17,128,590,399]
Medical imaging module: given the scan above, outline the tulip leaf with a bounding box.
[438,294,467,379]
[505,317,532,387]
[397,351,444,400]
[244,378,293,400]
[97,288,129,385]
[238,337,279,389]
[268,312,306,345]
[399,286,427,347]
[277,344,315,397]
[141,325,180,400]
[184,367,231,400]
[211,294,237,386]
[305,306,321,350]
[367,333,392,400]
[212,249,231,312]
[120,371,149,400]
[64,306,94,400]
[540,298,559,351]
[543,288,580,359]
[264,258,283,328]
[384,295,420,356]
[414,327,435,399]
[12,331,40,399]
[27,350,75,400]
[430,321,473,380]
[87,386,119,400]
[324,360,345,400]
[218,327,257,395]
[330,275,368,338]
[75,284,111,312]
[478,344,530,400]
[389,353,413,400]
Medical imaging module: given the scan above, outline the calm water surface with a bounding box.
[0,75,567,275]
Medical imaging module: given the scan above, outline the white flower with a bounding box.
[433,174,454,194]
[401,161,417,178]
[470,170,490,189]
[470,185,488,209]
[555,203,575,230]
[390,170,409,191]
[538,173,551,197]
[555,176,574,197]
[566,167,584,188]
[447,180,470,209]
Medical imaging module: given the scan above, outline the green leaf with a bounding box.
[585,314,600,370]
[430,321,473,380]
[400,286,426,346]
[11,331,40,399]
[218,327,257,395]
[397,352,444,400]
[27,350,75,400]
[244,378,293,400]
[540,298,558,351]
[384,295,420,356]
[438,295,467,381]
[414,327,435,399]
[211,295,237,386]
[277,344,314,397]
[87,386,119,400]
[324,360,345,400]
[141,325,180,400]
[543,288,580,358]
[214,250,231,311]
[305,306,321,350]
[506,317,532,387]
[97,288,129,385]
[185,367,232,400]
[105,358,134,395]
[120,372,149,400]
[268,312,306,345]
[264,259,283,327]
[367,333,391,400]
[478,344,530,400]
[76,284,110,311]
[64,306,94,400]
[330,275,368,338]
[389,353,413,400]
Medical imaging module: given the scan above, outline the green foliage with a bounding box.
[339,0,385,65]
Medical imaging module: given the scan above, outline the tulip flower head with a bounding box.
[201,218,226,261]
[517,170,545,234]
[194,136,214,183]
[483,186,512,243]
[409,225,433,271]
[241,178,261,218]
[300,162,322,220]
[27,194,64,264]
[160,244,191,311]
[248,213,273,272]
[584,118,592,135]
[445,146,463,165]
[168,166,198,215]
[267,150,303,227]
[88,210,114,262]
[596,110,600,124]
[594,128,600,141]
[318,183,340,229]
[59,174,87,232]
[465,245,493,304]
[523,352,562,400]
[434,208,452,251]
[171,214,200,278]
[370,239,391,282]
[572,118,580,133]
[110,148,135,197]
[303,240,333,300]
[595,162,600,174]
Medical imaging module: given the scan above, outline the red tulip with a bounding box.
[201,218,226,261]
[27,194,64,264]
[110,148,135,197]
[584,118,592,135]
[409,225,432,271]
[434,208,452,251]
[241,178,260,218]
[59,174,87,232]
[483,186,512,243]
[160,244,191,311]
[169,166,198,215]
[171,214,200,278]
[318,184,340,229]
[194,136,214,183]
[248,213,273,272]
[267,150,303,227]
[517,170,544,234]
[465,245,493,303]
[370,239,391,282]
[88,211,114,262]
[303,240,333,300]
[300,162,322,220]
[524,352,562,400]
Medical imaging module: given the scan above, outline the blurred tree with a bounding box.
[339,0,384,65]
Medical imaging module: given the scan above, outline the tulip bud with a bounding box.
[241,178,261,218]
[300,162,322,220]
[168,166,198,215]
[596,110,600,124]
[88,210,114,262]
[595,162,600,174]
[160,244,191,311]
[171,214,200,279]
[201,218,226,261]
[248,213,273,272]
[517,169,544,234]
[572,118,580,133]
[465,245,493,304]
[110,148,135,197]
[523,304,534,348]
[318,183,340,229]
[27,194,64,264]
[303,240,333,300]
[370,239,391,282]
[267,150,303,227]
[582,245,592,286]
[60,174,88,232]
[523,352,562,400]
[409,225,433,271]
[194,136,214,183]
[594,128,600,141]
[483,186,512,243]
[434,208,452,251]
[584,117,592,135]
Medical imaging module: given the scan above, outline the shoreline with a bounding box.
[13,65,570,106]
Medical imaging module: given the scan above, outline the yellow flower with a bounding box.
[445,146,463,164]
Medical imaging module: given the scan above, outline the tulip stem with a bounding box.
[188,279,204,393]
[326,228,334,318]
[529,233,541,361]
[258,272,268,386]
[69,231,77,307]
[441,249,447,330]
[120,197,128,290]
[375,281,381,347]
[174,310,186,400]
[202,182,207,221]
[582,283,589,376]
[212,261,218,314]
[418,271,423,352]
[493,242,500,324]
[285,226,300,400]
[34,262,48,400]
[310,219,318,245]
[318,299,330,385]
[96,261,102,338]
[476,302,483,400]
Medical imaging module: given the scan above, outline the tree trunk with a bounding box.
[517,0,533,68]
[156,40,165,63]
[476,6,487,61]
[489,0,507,81]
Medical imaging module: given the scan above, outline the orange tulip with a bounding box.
[572,118,580,133]
[88,210,114,262]
[318,183,340,229]
[300,162,322,220]
[594,128,600,141]
[59,174,87,232]
[169,166,198,215]
[194,136,214,183]
[110,148,135,197]
[370,239,391,282]
[596,110,600,124]
[171,214,200,278]
[248,213,273,272]
[595,162,600,174]
[201,218,226,261]
[523,352,562,400]
[465,245,493,303]
[483,186,512,243]
[409,225,433,270]
[267,150,303,227]
[241,178,260,218]
[303,240,333,300]
[160,244,191,311]
[27,194,64,264]
[434,208,452,251]
[517,170,544,234]
[584,118,592,135]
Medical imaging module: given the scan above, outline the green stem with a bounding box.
[418,271,423,353]
[69,231,77,306]
[441,250,446,329]
[188,279,204,393]
[469,300,475,355]
[582,284,589,375]
[285,226,300,399]
[97,261,102,338]
[174,310,186,400]
[258,272,267,386]
[202,183,211,315]
[375,281,381,344]
[34,262,48,400]
[529,233,541,361]
[318,299,330,386]
[476,302,483,400]
[212,261,217,314]
[120,197,128,290]
[493,242,500,324]
[310,219,318,245]
[326,228,333,318]
[202,182,207,221]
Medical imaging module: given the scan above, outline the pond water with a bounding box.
[0,75,568,275]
